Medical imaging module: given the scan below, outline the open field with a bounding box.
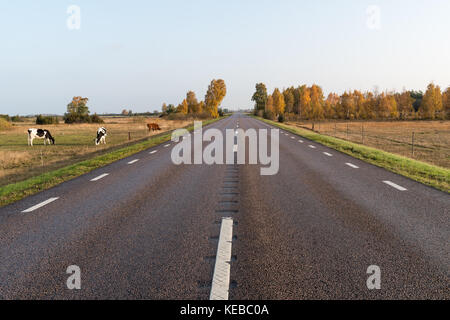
[256,116,450,193]
[286,120,450,168]
[0,117,192,187]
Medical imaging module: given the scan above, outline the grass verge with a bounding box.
[0,118,223,207]
[254,116,450,193]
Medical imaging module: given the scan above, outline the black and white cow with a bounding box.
[95,127,107,145]
[27,129,55,146]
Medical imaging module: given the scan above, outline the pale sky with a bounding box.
[1,0,449,115]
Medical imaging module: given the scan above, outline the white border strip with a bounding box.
[323,152,333,157]
[210,217,234,300]
[90,173,109,182]
[149,150,158,154]
[383,181,407,191]
[22,197,59,213]
[128,159,139,164]
[345,162,359,169]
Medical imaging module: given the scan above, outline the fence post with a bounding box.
[128,132,131,141]
[412,132,415,157]
[312,122,315,131]
[362,124,364,144]
[346,123,349,140]
[334,123,337,137]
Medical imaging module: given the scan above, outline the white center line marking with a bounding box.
[308,145,316,149]
[149,150,158,154]
[345,162,359,169]
[128,159,139,165]
[90,173,109,181]
[210,217,234,300]
[383,181,407,191]
[22,197,59,213]
[323,152,333,157]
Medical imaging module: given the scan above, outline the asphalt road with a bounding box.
[0,114,448,299]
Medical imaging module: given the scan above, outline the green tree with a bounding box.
[252,83,268,114]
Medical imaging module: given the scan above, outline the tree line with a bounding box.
[161,79,227,118]
[252,83,450,121]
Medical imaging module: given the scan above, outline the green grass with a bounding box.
[0,118,222,207]
[254,116,450,193]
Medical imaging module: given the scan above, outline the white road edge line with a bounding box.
[323,152,333,157]
[210,217,234,300]
[90,173,109,182]
[345,162,359,169]
[128,159,139,164]
[383,181,407,191]
[298,140,304,143]
[149,150,158,154]
[308,145,316,149]
[22,197,59,213]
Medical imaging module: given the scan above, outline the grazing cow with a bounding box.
[147,123,161,132]
[95,127,107,145]
[27,129,55,146]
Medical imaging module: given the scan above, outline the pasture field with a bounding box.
[287,120,450,168]
[0,117,192,187]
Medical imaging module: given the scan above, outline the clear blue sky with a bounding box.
[1,0,449,115]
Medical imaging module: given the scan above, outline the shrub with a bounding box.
[11,115,24,122]
[0,118,12,131]
[0,114,11,122]
[90,113,104,124]
[36,115,59,125]
[278,113,285,123]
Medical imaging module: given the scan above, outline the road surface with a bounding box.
[0,114,448,299]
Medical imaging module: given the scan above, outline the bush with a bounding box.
[64,113,103,124]
[0,114,11,122]
[36,115,59,125]
[11,115,24,122]
[0,118,12,131]
[278,114,285,123]
[90,113,104,124]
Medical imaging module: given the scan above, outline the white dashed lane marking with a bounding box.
[345,163,359,169]
[149,150,158,154]
[210,217,234,300]
[308,145,316,149]
[383,181,407,191]
[323,152,333,157]
[164,144,171,148]
[90,173,109,182]
[128,159,139,165]
[22,197,59,213]
[298,140,304,143]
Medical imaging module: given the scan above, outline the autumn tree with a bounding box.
[309,85,325,120]
[204,79,227,118]
[252,83,268,115]
[421,83,443,119]
[186,91,200,114]
[443,87,450,119]
[177,99,188,114]
[264,95,275,120]
[272,88,285,117]
[298,85,311,119]
[283,87,295,114]
[395,91,414,119]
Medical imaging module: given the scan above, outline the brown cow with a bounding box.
[147,123,161,132]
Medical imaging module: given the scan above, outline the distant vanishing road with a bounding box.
[0,114,448,299]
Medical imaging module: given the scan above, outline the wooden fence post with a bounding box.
[128,132,131,141]
[412,132,415,157]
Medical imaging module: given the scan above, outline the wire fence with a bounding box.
[289,120,450,169]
